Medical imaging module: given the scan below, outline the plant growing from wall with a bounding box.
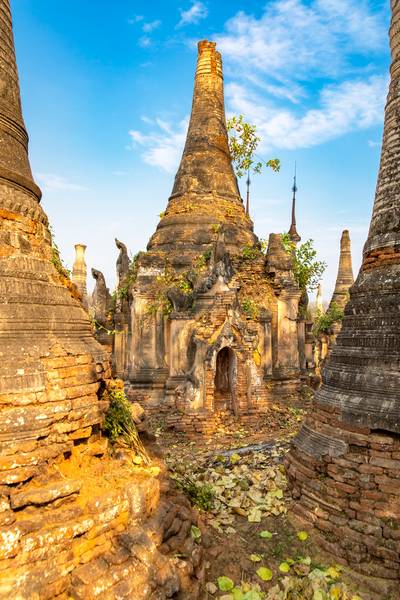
[146,268,193,316]
[49,225,71,279]
[241,244,259,261]
[103,380,150,464]
[242,297,259,320]
[196,249,212,270]
[312,303,344,336]
[281,233,326,293]
[118,252,143,300]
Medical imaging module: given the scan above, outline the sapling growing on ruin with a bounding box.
[281,233,326,293]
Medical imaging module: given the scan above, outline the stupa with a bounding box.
[125,41,303,432]
[287,0,400,586]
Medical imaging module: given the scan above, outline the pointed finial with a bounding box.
[246,169,251,216]
[288,162,301,244]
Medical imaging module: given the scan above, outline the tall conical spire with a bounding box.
[286,1,400,580]
[288,166,301,244]
[147,40,255,261]
[329,229,354,310]
[0,0,40,197]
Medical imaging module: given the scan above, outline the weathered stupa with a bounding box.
[329,229,354,310]
[0,0,109,487]
[287,0,400,585]
[125,41,303,432]
[0,3,204,597]
[72,243,88,308]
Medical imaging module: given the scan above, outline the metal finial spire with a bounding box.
[292,161,297,195]
[288,162,301,244]
[246,169,251,216]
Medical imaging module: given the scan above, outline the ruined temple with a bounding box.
[124,41,302,432]
[0,2,204,596]
[287,0,400,587]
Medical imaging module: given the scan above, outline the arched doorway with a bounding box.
[214,347,236,413]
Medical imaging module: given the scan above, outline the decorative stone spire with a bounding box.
[316,283,323,313]
[286,1,400,581]
[147,40,255,262]
[329,229,354,310]
[72,243,88,308]
[288,168,301,244]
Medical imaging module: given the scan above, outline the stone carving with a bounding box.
[91,267,110,327]
[286,1,400,585]
[115,237,130,287]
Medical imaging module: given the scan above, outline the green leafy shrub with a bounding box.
[196,249,212,269]
[49,226,71,279]
[313,303,344,336]
[171,473,215,511]
[281,233,326,292]
[104,382,150,464]
[242,298,259,320]
[242,245,259,261]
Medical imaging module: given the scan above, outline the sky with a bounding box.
[11,0,390,300]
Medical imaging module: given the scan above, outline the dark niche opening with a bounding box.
[214,347,236,413]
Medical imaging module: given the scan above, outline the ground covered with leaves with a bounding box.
[149,400,366,600]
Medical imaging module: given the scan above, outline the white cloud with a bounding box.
[128,118,189,173]
[368,139,381,147]
[138,36,152,48]
[142,20,161,33]
[35,173,89,192]
[225,75,387,151]
[128,15,143,25]
[216,0,386,84]
[178,2,208,27]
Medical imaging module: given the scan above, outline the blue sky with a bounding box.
[12,0,390,300]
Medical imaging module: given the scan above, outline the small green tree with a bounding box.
[227,115,280,178]
[281,233,326,293]
[313,303,344,336]
[227,115,280,216]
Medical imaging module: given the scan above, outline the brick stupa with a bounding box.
[125,41,303,431]
[287,0,400,589]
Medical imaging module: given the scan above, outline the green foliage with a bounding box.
[103,383,150,464]
[242,298,259,320]
[171,473,215,511]
[242,245,259,261]
[118,252,142,300]
[49,226,71,279]
[281,233,326,293]
[260,238,269,255]
[227,114,280,178]
[146,269,192,316]
[313,303,344,336]
[211,223,221,234]
[196,248,212,269]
